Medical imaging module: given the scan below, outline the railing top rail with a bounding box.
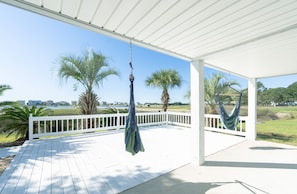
[30,112,128,120]
[136,112,166,115]
[204,114,248,119]
[30,112,245,120]
[167,111,191,116]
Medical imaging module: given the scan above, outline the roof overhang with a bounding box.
[1,0,297,79]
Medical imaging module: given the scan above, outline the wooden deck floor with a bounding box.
[0,126,244,194]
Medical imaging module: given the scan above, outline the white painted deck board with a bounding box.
[0,126,244,194]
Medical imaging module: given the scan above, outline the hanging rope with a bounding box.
[217,90,242,130]
[129,40,134,81]
[130,40,133,66]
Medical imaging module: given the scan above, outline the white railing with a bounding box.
[29,112,246,140]
[29,112,169,140]
[204,114,247,136]
[136,112,167,127]
[167,112,191,127]
[29,113,127,140]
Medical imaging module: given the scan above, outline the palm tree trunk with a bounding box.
[162,89,169,112]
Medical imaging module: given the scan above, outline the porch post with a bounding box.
[190,60,205,165]
[29,113,33,140]
[247,78,257,140]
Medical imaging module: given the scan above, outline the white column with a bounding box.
[190,60,205,165]
[29,113,33,140]
[247,78,257,140]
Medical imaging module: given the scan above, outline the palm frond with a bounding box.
[204,73,240,114]
[0,105,51,140]
[0,85,12,96]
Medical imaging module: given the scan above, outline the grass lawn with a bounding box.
[257,119,297,146]
[0,133,18,144]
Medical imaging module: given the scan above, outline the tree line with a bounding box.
[241,81,297,106]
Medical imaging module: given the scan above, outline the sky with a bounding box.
[0,3,297,104]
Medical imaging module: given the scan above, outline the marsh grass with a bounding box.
[50,108,80,115]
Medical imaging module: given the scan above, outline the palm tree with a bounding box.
[145,69,182,111]
[58,50,119,114]
[0,85,12,106]
[205,73,239,114]
[185,73,239,114]
[0,105,52,140]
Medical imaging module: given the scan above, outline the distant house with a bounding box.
[27,100,43,106]
[55,101,70,106]
[46,100,55,106]
[17,100,26,106]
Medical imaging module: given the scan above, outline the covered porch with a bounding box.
[2,0,297,165]
[1,1,297,193]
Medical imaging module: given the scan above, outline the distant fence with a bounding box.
[29,112,246,140]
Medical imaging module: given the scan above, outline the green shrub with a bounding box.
[0,105,52,140]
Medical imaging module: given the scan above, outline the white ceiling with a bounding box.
[1,0,297,78]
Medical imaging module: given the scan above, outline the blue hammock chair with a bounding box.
[125,43,144,155]
[217,89,242,130]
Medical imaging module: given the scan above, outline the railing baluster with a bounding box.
[71,119,73,131]
[37,121,40,135]
[67,119,69,132]
[43,120,46,134]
